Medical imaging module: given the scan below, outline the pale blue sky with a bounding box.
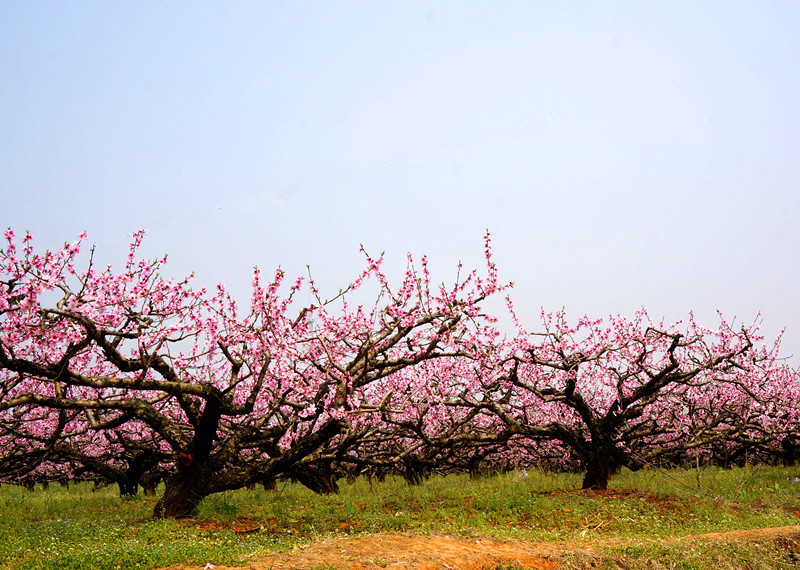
[2,2,799,357]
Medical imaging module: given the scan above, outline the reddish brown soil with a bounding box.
[156,526,800,570]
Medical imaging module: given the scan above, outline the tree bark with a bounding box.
[154,466,211,518]
[782,437,798,467]
[581,447,616,490]
[290,464,339,495]
[581,460,610,490]
[141,470,161,497]
[403,458,426,486]
[261,476,277,491]
[118,479,138,497]
[154,394,223,518]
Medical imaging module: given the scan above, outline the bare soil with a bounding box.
[156,525,800,570]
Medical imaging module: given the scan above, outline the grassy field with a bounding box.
[2,465,800,569]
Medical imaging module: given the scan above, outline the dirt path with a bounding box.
[157,526,800,570]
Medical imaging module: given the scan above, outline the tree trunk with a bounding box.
[782,437,798,467]
[468,456,482,479]
[403,458,425,486]
[290,464,339,495]
[154,468,211,518]
[118,478,138,497]
[581,451,613,490]
[154,393,223,518]
[141,471,161,497]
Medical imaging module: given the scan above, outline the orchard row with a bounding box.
[1,230,797,517]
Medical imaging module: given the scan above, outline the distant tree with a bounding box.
[466,310,791,490]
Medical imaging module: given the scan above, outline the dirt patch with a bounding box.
[252,533,557,569]
[155,526,800,570]
[158,533,557,569]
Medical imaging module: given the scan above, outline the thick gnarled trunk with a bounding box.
[153,396,223,518]
[581,457,612,490]
[580,441,618,490]
[154,465,212,518]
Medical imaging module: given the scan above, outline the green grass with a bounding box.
[2,465,800,569]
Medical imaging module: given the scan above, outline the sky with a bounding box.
[2,2,799,359]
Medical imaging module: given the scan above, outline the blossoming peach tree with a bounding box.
[437,309,797,490]
[0,229,505,517]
